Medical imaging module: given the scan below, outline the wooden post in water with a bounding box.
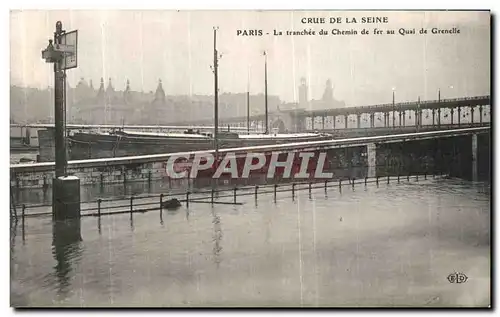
[186,191,190,208]
[130,196,134,215]
[255,186,259,199]
[274,184,278,202]
[211,188,215,204]
[292,183,295,198]
[352,178,355,188]
[159,194,164,223]
[233,187,237,204]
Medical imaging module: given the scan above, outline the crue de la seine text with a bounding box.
[300,16,389,24]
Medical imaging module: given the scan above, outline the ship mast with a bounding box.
[213,27,219,159]
[264,51,269,134]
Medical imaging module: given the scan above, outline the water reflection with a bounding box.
[10,218,18,259]
[130,212,134,232]
[48,219,83,300]
[212,207,223,269]
[97,218,102,235]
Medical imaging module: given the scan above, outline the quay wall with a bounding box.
[11,145,368,189]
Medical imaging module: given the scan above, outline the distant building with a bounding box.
[10,77,285,124]
[296,78,346,110]
[298,77,308,108]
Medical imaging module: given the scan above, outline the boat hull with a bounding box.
[37,129,333,162]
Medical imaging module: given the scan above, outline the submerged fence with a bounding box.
[11,171,449,222]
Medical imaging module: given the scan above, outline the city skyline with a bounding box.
[10,10,490,107]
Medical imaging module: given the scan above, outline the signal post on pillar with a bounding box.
[41,21,80,220]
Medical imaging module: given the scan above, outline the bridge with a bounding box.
[10,95,491,152]
[11,126,490,189]
[173,95,491,132]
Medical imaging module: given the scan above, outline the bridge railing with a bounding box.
[342,95,491,109]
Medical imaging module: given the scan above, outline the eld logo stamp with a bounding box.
[447,272,468,284]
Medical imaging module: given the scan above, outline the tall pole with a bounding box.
[392,89,395,129]
[54,22,67,178]
[213,27,219,159]
[417,96,421,131]
[438,88,441,102]
[247,90,250,134]
[264,51,269,134]
[42,21,81,219]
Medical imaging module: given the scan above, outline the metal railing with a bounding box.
[11,169,450,221]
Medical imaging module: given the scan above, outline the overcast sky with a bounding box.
[10,10,490,106]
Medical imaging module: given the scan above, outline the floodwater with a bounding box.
[10,178,490,307]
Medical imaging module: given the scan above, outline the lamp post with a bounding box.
[41,21,80,220]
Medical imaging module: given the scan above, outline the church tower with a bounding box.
[322,79,333,103]
[298,77,308,107]
[153,79,166,103]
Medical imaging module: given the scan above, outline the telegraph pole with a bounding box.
[42,21,80,220]
[247,91,250,134]
[263,51,269,134]
[392,88,395,129]
[247,69,250,134]
[213,27,219,159]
